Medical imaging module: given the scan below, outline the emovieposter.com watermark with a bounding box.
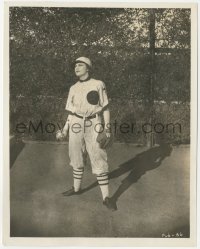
[15,120,182,135]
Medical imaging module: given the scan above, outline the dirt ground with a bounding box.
[10,142,190,238]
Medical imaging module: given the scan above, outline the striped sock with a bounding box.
[73,168,84,192]
[97,173,109,200]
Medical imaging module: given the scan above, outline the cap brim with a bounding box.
[75,60,92,68]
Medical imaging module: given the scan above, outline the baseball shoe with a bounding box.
[103,197,117,211]
[62,186,82,196]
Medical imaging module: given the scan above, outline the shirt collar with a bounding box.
[79,76,91,82]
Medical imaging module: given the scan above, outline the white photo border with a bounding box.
[3,1,198,247]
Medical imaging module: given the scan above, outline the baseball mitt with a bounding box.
[96,130,113,149]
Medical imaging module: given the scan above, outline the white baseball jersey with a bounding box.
[65,78,109,175]
[65,78,109,117]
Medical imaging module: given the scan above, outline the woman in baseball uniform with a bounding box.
[57,57,116,211]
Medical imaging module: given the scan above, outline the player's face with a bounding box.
[75,62,88,77]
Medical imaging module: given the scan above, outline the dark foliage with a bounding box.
[9,7,191,143]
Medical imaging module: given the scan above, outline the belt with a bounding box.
[73,113,97,120]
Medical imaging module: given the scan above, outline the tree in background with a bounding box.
[9,8,191,143]
[10,7,190,100]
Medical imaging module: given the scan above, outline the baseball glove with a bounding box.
[96,130,113,149]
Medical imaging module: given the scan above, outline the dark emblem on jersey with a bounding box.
[87,90,99,105]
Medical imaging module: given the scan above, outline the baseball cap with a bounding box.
[75,57,92,68]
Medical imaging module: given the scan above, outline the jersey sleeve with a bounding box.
[98,81,109,110]
[65,87,75,113]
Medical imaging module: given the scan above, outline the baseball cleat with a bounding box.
[103,197,117,211]
[62,186,82,196]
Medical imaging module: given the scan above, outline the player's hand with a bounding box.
[56,129,67,141]
[105,129,111,138]
[56,130,63,141]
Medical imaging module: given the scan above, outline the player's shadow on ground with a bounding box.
[82,143,173,210]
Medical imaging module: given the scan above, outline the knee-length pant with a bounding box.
[68,114,109,175]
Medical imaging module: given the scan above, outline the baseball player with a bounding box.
[56,57,116,211]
